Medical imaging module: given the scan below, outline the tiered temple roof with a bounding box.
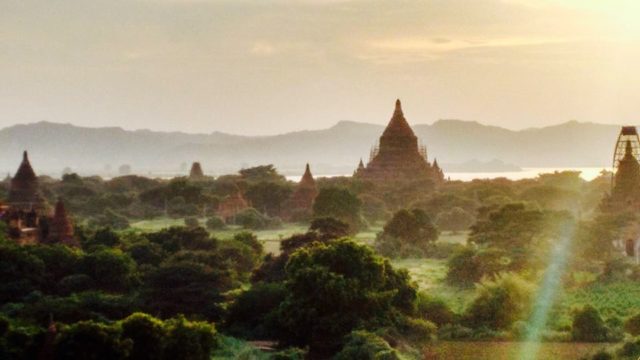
[286,164,318,216]
[189,162,205,179]
[354,100,442,184]
[8,151,46,211]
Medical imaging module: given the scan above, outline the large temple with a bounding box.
[354,99,444,184]
[1,151,76,246]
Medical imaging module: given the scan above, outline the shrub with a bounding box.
[375,209,439,258]
[571,305,608,342]
[205,217,225,230]
[54,320,131,360]
[463,272,534,330]
[416,293,455,326]
[334,331,400,360]
[625,313,640,336]
[184,217,200,228]
[235,208,280,230]
[163,315,217,360]
[119,312,166,360]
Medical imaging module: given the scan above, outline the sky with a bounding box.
[2,0,640,135]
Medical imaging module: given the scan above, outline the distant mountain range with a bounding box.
[0,120,622,177]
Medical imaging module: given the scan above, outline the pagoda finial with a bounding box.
[305,163,311,174]
[394,99,402,115]
[626,140,633,157]
[23,150,28,162]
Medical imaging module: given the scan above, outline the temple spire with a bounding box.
[394,99,403,115]
[23,151,28,162]
[626,140,634,157]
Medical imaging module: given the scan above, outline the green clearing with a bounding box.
[424,341,612,360]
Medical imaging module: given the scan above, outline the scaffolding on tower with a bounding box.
[612,126,640,188]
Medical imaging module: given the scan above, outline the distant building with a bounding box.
[1,151,77,246]
[283,163,318,220]
[604,127,640,261]
[354,99,444,184]
[189,162,205,179]
[217,189,250,222]
[44,199,77,247]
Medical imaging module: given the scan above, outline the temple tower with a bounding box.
[46,199,77,246]
[355,100,441,184]
[189,162,205,179]
[8,151,46,211]
[286,163,318,217]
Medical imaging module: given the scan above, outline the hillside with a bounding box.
[0,120,621,176]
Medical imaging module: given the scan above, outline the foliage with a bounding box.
[334,330,400,360]
[375,208,439,258]
[435,207,475,233]
[205,216,226,230]
[235,208,282,230]
[463,273,534,330]
[312,187,363,233]
[275,239,416,356]
[571,305,609,342]
[625,313,640,336]
[54,320,131,360]
[416,293,456,326]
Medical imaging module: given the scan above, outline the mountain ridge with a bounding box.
[0,120,623,176]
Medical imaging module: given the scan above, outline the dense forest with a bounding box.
[2,165,640,359]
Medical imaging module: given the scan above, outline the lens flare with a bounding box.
[519,220,576,360]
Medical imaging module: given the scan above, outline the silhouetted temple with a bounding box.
[603,127,640,261]
[8,151,46,211]
[354,100,444,184]
[217,189,250,222]
[189,162,205,179]
[1,152,77,246]
[284,164,318,220]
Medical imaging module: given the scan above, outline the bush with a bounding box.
[463,272,534,330]
[163,316,217,360]
[334,331,400,360]
[184,217,200,229]
[375,209,439,258]
[416,293,455,326]
[435,207,475,232]
[119,312,166,360]
[205,217,225,230]
[54,320,131,360]
[571,305,608,342]
[625,313,640,336]
[235,208,281,230]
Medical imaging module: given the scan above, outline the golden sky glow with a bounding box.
[2,0,640,134]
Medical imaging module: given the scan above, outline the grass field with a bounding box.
[423,341,612,360]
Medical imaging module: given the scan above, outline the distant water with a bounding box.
[285,167,610,182]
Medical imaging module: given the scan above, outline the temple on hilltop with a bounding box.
[0,152,77,246]
[189,162,205,179]
[283,164,318,220]
[354,99,444,184]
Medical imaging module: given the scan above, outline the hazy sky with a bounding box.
[3,0,640,135]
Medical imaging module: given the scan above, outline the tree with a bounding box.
[239,165,286,183]
[435,207,475,233]
[276,239,416,356]
[312,187,363,233]
[309,217,350,239]
[334,331,400,360]
[163,316,217,360]
[145,227,215,253]
[245,181,292,217]
[572,305,608,342]
[81,248,136,292]
[54,320,131,360]
[463,272,534,330]
[624,312,640,336]
[142,260,229,320]
[375,209,438,257]
[119,313,166,360]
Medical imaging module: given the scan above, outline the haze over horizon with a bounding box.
[4,0,640,135]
